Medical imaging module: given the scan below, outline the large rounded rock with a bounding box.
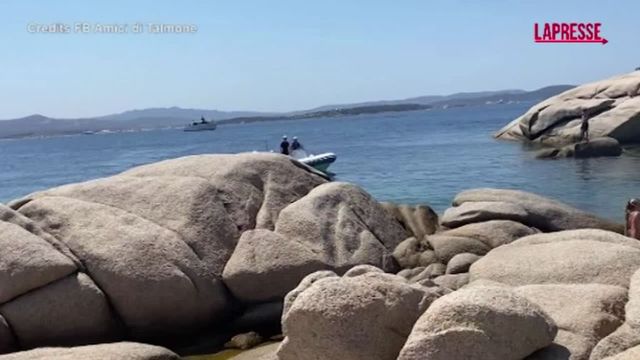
[17,196,229,338]
[427,235,490,263]
[392,237,435,269]
[527,330,592,360]
[380,203,438,239]
[441,220,538,248]
[228,342,280,360]
[277,268,441,360]
[624,269,640,328]
[590,324,640,360]
[432,273,470,290]
[20,175,241,276]
[0,205,81,269]
[116,153,326,230]
[409,263,447,284]
[601,344,640,360]
[441,201,529,228]
[452,189,623,233]
[397,286,556,360]
[470,230,640,287]
[589,268,640,360]
[0,315,15,354]
[516,284,627,360]
[0,273,120,348]
[4,153,329,344]
[282,270,338,317]
[537,137,623,159]
[495,71,640,144]
[0,221,76,304]
[505,229,640,249]
[223,182,407,303]
[446,253,482,274]
[0,342,179,360]
[222,230,329,303]
[274,182,407,270]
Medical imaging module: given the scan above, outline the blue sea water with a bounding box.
[2,102,640,221]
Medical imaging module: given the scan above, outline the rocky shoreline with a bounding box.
[0,152,638,359]
[495,71,640,146]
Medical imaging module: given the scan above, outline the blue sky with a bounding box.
[1,0,639,119]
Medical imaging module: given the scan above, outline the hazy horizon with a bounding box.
[0,84,567,121]
[2,0,639,119]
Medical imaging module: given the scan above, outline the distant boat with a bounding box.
[184,118,217,132]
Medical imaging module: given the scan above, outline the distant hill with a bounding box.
[428,85,574,108]
[0,109,274,139]
[0,85,574,139]
[95,107,272,122]
[219,103,433,125]
[296,89,528,113]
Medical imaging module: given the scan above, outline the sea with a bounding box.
[2,102,640,222]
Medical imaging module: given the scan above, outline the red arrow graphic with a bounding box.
[535,38,608,45]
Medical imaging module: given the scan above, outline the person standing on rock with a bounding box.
[280,135,290,155]
[626,199,640,239]
[291,137,302,151]
[580,110,590,143]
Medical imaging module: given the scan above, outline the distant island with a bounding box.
[0,85,573,139]
[218,103,432,125]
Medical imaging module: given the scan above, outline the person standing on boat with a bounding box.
[200,116,206,124]
[580,110,590,143]
[291,136,302,151]
[280,135,290,155]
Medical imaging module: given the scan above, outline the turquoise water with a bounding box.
[2,103,639,221]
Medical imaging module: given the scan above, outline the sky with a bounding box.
[1,0,639,119]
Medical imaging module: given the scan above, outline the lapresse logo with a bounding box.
[534,22,608,45]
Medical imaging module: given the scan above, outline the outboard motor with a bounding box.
[626,199,640,239]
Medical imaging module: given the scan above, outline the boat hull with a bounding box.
[184,123,217,131]
[298,152,337,172]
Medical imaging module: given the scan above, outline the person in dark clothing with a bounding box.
[580,110,590,142]
[200,116,206,124]
[280,135,290,155]
[291,136,302,151]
